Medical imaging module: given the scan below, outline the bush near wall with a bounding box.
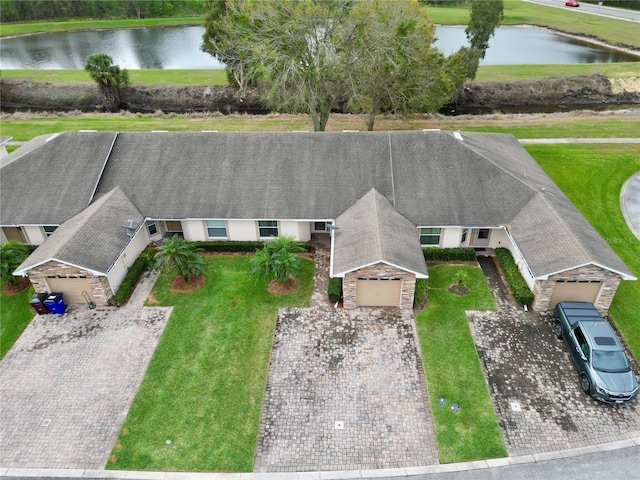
[109,248,154,305]
[423,247,476,262]
[495,247,535,306]
[414,278,427,306]
[328,277,343,303]
[196,241,311,253]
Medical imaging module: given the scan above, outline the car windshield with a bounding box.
[592,349,630,373]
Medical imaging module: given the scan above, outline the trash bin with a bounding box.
[43,292,66,315]
[29,292,50,315]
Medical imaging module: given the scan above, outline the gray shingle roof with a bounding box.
[14,187,143,275]
[2,130,634,279]
[332,188,428,277]
[1,132,117,225]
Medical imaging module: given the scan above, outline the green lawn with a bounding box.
[0,282,34,359]
[528,144,640,357]
[107,255,313,471]
[415,264,506,463]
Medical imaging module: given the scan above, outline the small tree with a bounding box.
[84,53,130,112]
[250,235,305,284]
[154,235,206,283]
[0,241,30,287]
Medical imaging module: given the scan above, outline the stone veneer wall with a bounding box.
[27,260,113,306]
[343,263,416,310]
[532,265,621,314]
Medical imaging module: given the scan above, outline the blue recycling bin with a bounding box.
[44,292,66,315]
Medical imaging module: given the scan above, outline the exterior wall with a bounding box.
[228,220,259,241]
[108,227,150,295]
[441,227,463,248]
[343,263,416,310]
[27,261,113,306]
[486,228,511,249]
[280,221,311,242]
[532,265,622,313]
[182,220,207,241]
[23,226,47,246]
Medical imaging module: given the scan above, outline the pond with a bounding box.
[1,25,637,70]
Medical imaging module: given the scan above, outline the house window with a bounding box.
[461,228,468,244]
[420,227,441,246]
[43,225,58,237]
[258,220,278,238]
[205,220,227,238]
[146,220,158,236]
[478,229,490,239]
[314,222,327,232]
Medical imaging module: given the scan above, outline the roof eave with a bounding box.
[534,262,637,281]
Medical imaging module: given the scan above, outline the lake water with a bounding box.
[1,25,637,70]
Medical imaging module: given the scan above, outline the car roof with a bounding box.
[578,321,623,351]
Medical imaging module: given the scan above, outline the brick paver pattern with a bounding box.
[469,256,640,457]
[0,270,171,469]
[254,240,438,472]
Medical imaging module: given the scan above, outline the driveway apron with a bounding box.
[469,256,640,457]
[0,270,171,469]
[254,242,438,472]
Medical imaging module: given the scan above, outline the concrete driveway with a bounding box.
[254,307,439,473]
[470,256,640,457]
[0,272,171,469]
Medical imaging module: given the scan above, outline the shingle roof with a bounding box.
[331,188,428,277]
[14,187,143,275]
[2,130,634,280]
[1,132,117,225]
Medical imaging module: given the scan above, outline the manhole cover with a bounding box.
[510,401,522,412]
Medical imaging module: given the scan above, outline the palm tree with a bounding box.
[154,236,206,283]
[84,53,130,112]
[250,235,305,284]
[0,241,30,287]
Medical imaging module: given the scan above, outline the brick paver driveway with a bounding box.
[254,306,438,473]
[0,272,171,469]
[470,257,640,456]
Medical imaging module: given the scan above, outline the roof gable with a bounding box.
[15,187,143,275]
[331,188,427,277]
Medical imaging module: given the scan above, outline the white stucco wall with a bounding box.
[487,228,511,249]
[108,227,150,295]
[181,220,206,241]
[280,221,311,241]
[228,220,259,241]
[23,226,47,246]
[441,227,464,248]
[0,229,7,243]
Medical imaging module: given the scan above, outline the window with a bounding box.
[478,229,490,239]
[420,227,441,246]
[146,220,158,236]
[43,225,58,237]
[314,221,327,232]
[205,220,227,238]
[258,220,278,237]
[461,228,468,244]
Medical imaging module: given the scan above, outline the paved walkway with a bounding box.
[468,256,640,457]
[254,242,438,472]
[0,270,171,469]
[621,170,640,241]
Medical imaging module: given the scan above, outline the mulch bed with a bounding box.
[447,283,471,296]
[267,277,298,295]
[2,277,31,295]
[171,274,205,292]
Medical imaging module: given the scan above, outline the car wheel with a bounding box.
[554,321,563,339]
[581,375,591,393]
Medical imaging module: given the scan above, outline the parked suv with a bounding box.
[554,302,638,404]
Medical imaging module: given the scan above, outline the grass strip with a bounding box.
[0,281,34,359]
[107,255,313,471]
[528,143,640,357]
[416,264,506,463]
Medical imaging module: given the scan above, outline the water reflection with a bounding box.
[1,25,637,70]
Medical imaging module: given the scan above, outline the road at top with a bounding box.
[525,0,640,22]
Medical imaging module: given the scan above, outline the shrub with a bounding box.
[109,248,153,305]
[413,278,427,306]
[196,241,311,253]
[495,247,534,306]
[328,277,343,303]
[423,247,476,262]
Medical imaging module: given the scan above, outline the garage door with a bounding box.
[356,279,402,307]
[549,280,602,309]
[45,277,94,304]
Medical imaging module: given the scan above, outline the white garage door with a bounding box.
[549,280,602,309]
[356,279,402,307]
[45,277,94,304]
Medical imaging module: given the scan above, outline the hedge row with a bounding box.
[423,247,476,261]
[195,240,311,253]
[413,278,427,306]
[109,248,154,306]
[328,277,343,303]
[495,247,534,306]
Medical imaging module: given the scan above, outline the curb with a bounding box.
[2,437,639,479]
